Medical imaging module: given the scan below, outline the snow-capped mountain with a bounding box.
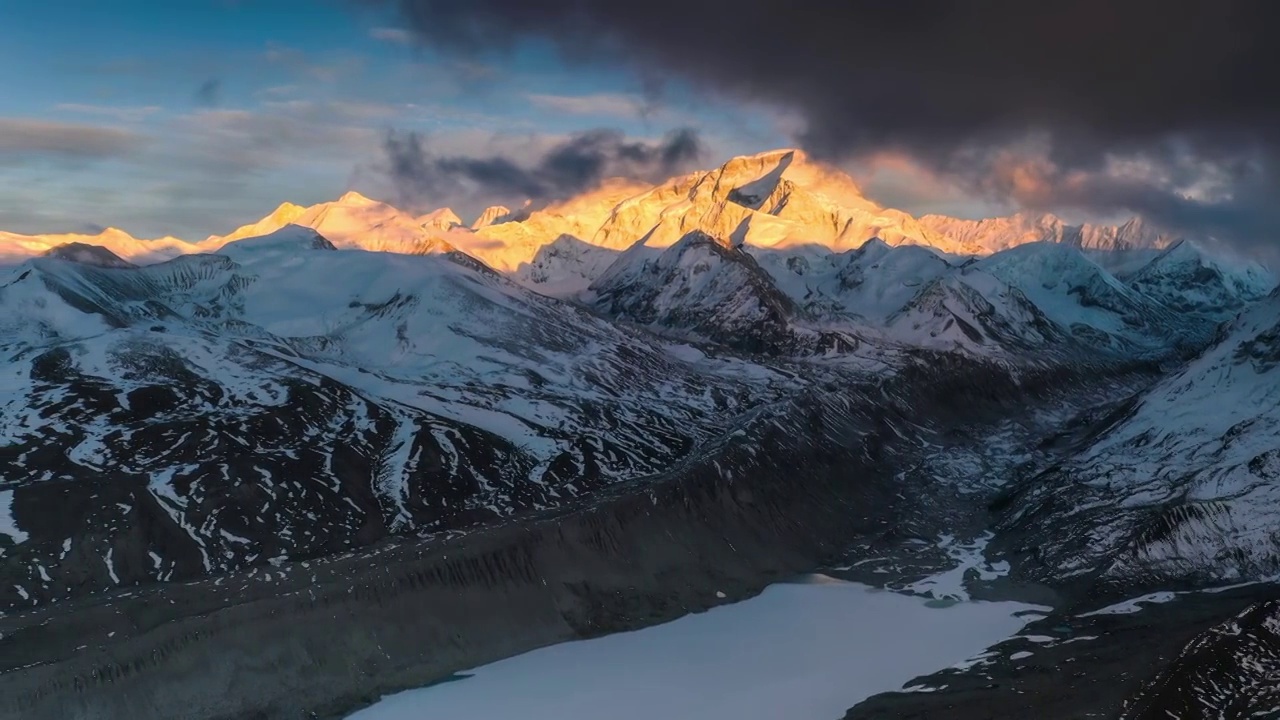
[919,213,1175,255]
[214,192,458,256]
[0,224,816,609]
[416,207,464,233]
[470,204,515,230]
[750,239,953,323]
[995,286,1280,589]
[972,242,1201,355]
[2,148,1279,720]
[42,242,137,269]
[0,227,199,265]
[586,230,806,353]
[1124,239,1276,317]
[0,148,1205,290]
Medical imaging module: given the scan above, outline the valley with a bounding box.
[0,149,1277,719]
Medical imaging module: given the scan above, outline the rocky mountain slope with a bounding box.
[993,286,1280,591]
[0,224,826,611]
[0,149,1279,720]
[0,149,1183,279]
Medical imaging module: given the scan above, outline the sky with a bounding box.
[0,0,794,238]
[3,1,1278,252]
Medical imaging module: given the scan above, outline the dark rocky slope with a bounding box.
[0,354,1161,720]
[0,388,885,720]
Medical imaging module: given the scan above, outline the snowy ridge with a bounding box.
[1125,238,1276,317]
[919,213,1175,255]
[997,288,1280,588]
[587,230,806,353]
[0,235,821,609]
[1,148,1277,626]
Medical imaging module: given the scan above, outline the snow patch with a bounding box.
[905,533,1009,602]
[0,490,27,545]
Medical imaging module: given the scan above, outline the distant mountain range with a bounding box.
[2,148,1279,720]
[0,149,1186,266]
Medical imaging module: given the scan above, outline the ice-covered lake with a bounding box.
[348,575,1044,720]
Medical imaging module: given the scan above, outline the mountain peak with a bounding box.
[216,224,337,256]
[269,201,306,219]
[472,205,514,230]
[418,207,464,232]
[42,242,137,268]
[337,191,378,206]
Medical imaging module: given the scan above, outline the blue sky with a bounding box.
[0,1,980,238]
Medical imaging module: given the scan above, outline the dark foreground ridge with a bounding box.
[0,355,1154,720]
[0,387,890,720]
[5,349,1271,720]
[843,585,1280,720]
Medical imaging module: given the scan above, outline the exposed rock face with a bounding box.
[0,384,893,720]
[1121,599,1280,720]
[0,238,811,613]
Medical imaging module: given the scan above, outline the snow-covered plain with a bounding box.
[347,576,1042,720]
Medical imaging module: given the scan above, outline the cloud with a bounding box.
[55,104,163,123]
[166,107,379,175]
[195,78,222,107]
[526,93,645,119]
[376,0,1280,250]
[370,27,415,45]
[377,127,704,211]
[263,43,366,84]
[0,118,144,163]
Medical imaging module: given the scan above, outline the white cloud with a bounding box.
[526,93,645,118]
[0,118,144,162]
[370,27,415,45]
[54,104,163,123]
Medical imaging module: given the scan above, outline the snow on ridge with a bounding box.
[0,149,1210,284]
[0,490,28,546]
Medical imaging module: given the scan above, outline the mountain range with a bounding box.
[1,148,1279,720]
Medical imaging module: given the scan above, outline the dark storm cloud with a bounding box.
[378,0,1280,249]
[380,127,703,209]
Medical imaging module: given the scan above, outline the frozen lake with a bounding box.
[348,575,1044,720]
